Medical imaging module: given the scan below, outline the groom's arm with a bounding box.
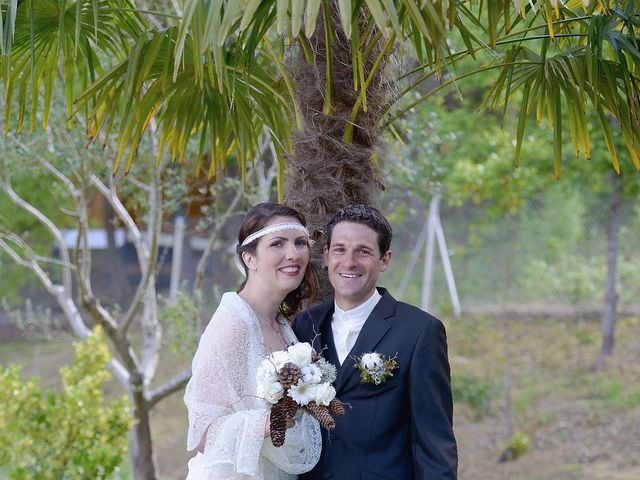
[409,316,458,479]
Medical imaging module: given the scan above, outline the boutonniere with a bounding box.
[353,352,398,385]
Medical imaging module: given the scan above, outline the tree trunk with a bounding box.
[284,1,392,300]
[592,172,624,371]
[130,377,157,480]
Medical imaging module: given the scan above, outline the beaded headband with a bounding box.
[240,222,313,247]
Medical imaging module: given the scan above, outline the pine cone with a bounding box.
[328,398,346,417]
[282,394,299,419]
[304,401,336,430]
[270,401,287,447]
[278,362,302,389]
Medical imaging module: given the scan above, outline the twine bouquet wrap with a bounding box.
[256,342,345,447]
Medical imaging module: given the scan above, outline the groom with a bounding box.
[295,204,458,480]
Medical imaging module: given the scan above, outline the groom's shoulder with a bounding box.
[294,300,332,336]
[387,294,444,332]
[299,300,333,320]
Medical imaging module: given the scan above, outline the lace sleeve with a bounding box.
[184,300,269,477]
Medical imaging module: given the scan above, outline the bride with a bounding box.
[184,203,322,479]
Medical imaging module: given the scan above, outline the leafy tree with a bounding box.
[393,70,639,370]
[561,122,640,371]
[0,326,133,479]
[0,116,278,478]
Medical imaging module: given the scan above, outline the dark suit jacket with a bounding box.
[294,288,458,480]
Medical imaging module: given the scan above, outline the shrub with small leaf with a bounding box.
[452,372,492,418]
[158,290,201,357]
[498,430,530,462]
[0,326,133,479]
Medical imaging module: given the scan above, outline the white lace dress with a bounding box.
[184,292,321,479]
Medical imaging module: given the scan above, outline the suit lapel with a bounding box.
[336,289,396,391]
[308,304,340,368]
[321,319,340,369]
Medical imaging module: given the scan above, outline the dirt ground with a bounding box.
[151,316,640,480]
[455,403,640,480]
[2,315,639,479]
[156,403,640,480]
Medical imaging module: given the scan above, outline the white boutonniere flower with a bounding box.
[354,351,398,385]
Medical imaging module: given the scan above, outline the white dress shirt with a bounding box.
[331,289,382,364]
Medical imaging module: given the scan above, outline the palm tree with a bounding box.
[3,0,638,234]
[174,0,640,294]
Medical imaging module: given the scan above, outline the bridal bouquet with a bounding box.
[256,342,345,447]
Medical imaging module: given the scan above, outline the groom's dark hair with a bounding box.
[325,204,392,257]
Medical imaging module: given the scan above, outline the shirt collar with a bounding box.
[334,289,382,324]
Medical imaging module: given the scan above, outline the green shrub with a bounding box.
[499,430,531,462]
[158,290,201,357]
[452,372,492,416]
[0,326,133,479]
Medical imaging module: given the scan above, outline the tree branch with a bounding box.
[90,174,145,259]
[0,237,54,288]
[90,173,157,335]
[146,368,192,408]
[0,168,74,292]
[140,126,163,383]
[8,134,79,197]
[193,182,244,294]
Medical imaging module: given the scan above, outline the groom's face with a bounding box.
[323,221,391,310]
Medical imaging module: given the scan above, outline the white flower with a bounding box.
[287,342,313,368]
[268,350,290,370]
[361,352,383,370]
[288,380,317,406]
[313,383,336,406]
[301,363,322,384]
[257,359,278,385]
[257,380,285,405]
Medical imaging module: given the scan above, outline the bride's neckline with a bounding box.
[237,292,280,325]
[236,293,288,353]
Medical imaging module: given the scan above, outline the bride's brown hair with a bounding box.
[236,203,318,319]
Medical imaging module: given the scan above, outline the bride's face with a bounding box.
[242,216,310,296]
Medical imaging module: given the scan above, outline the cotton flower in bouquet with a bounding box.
[257,342,346,447]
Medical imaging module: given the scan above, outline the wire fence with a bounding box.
[390,186,640,318]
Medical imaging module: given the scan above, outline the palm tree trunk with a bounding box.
[284,1,392,299]
[592,172,624,371]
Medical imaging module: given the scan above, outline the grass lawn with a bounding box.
[1,315,639,479]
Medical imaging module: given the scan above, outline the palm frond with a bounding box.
[2,0,145,132]
[76,27,293,178]
[388,0,639,172]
